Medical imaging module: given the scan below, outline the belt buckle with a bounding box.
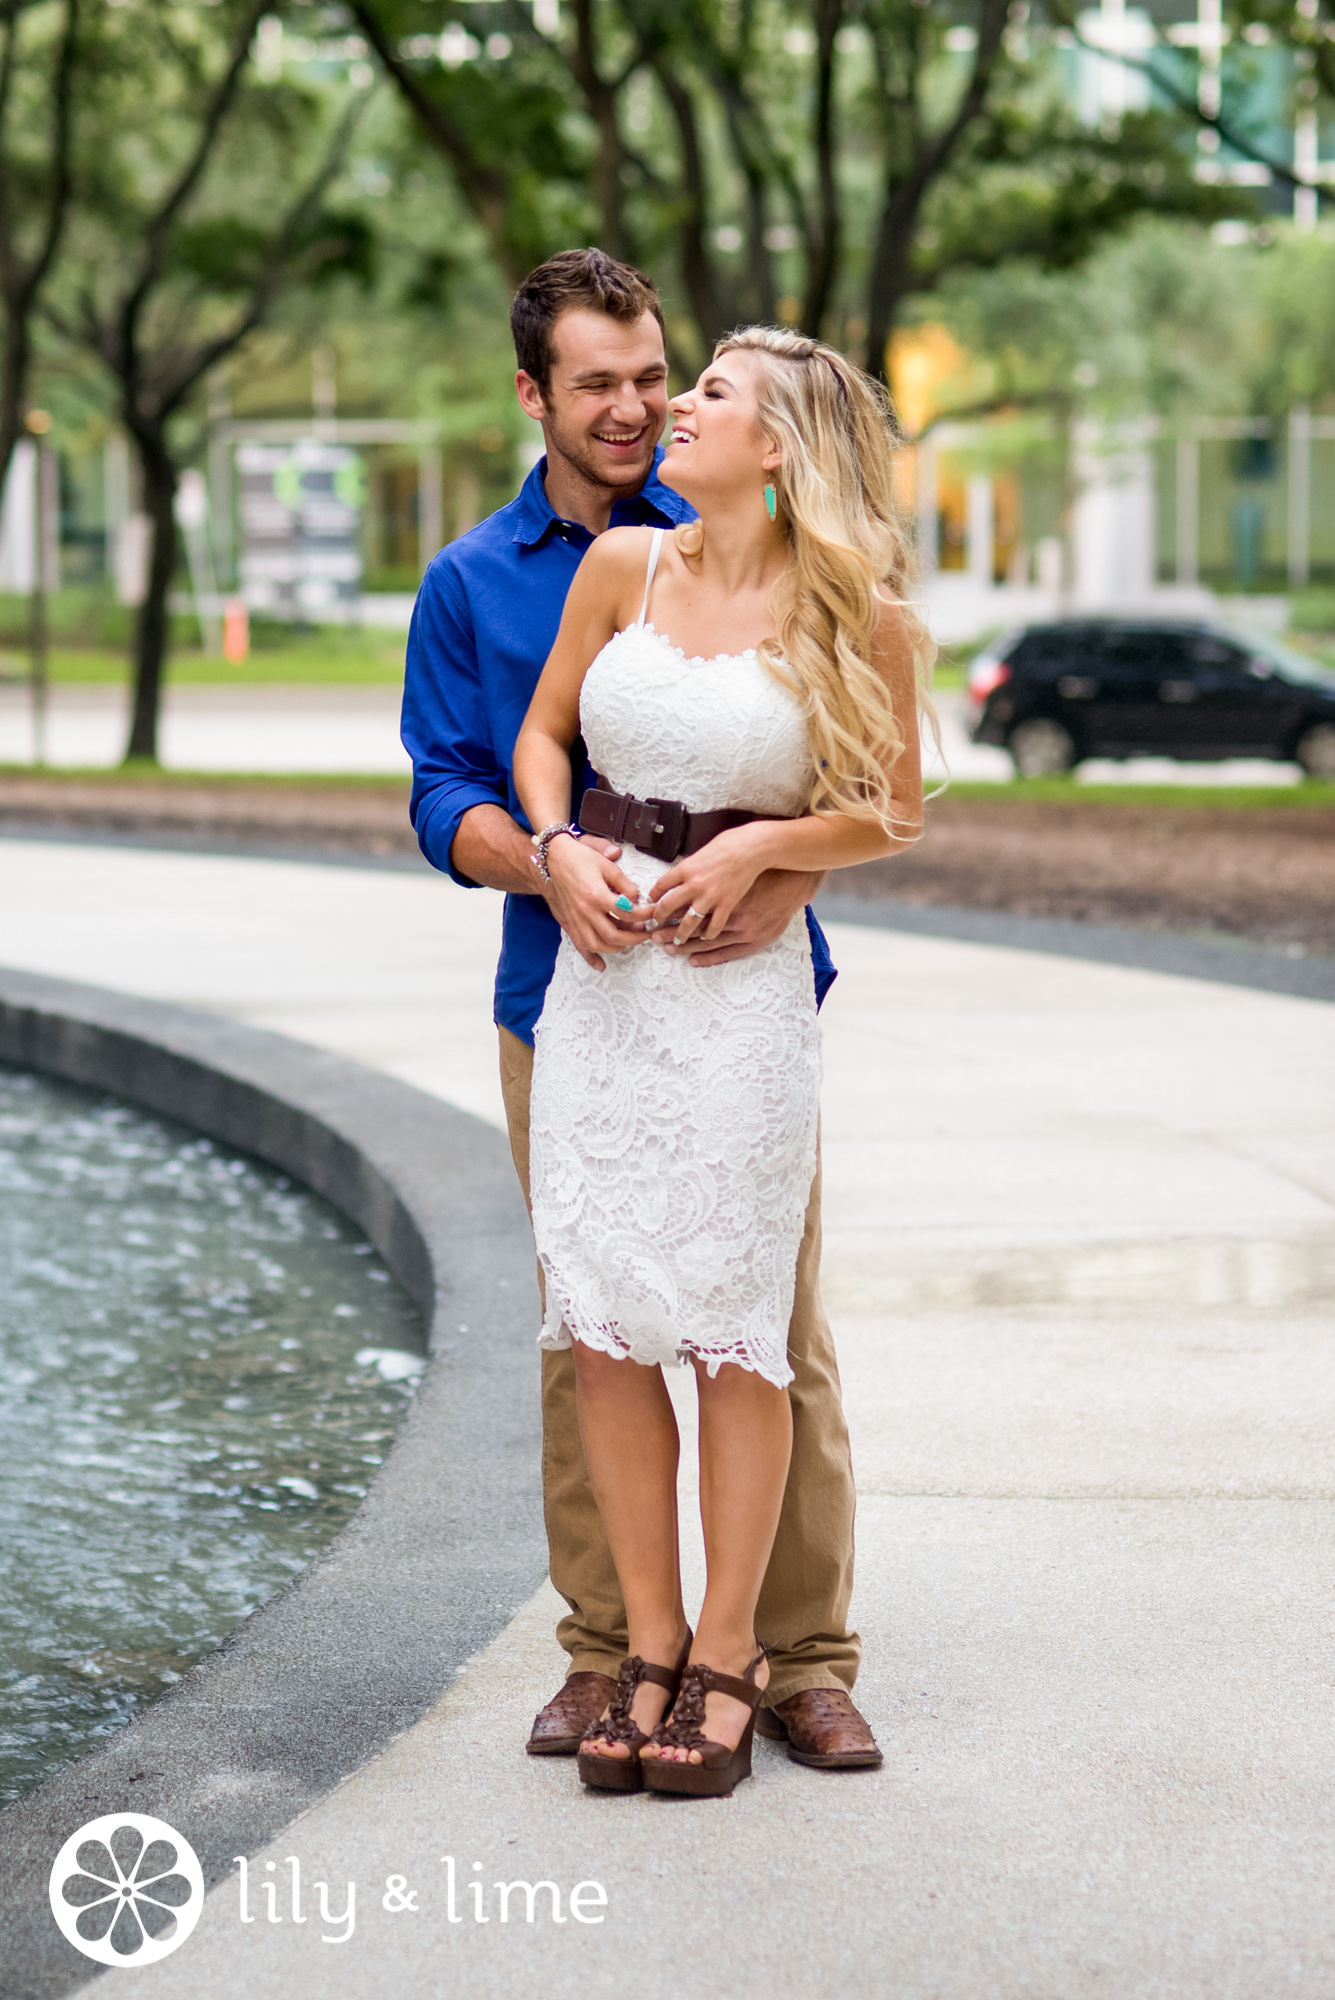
[644,798,685,862]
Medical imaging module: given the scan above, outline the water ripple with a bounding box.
[0,1064,424,1805]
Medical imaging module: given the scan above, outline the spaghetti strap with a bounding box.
[635,527,665,628]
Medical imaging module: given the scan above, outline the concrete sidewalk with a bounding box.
[2,837,1333,1999]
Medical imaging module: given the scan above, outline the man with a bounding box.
[402,247,880,1769]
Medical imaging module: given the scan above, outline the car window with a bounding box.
[1181,636,1248,673]
[1011,631,1078,673]
[1098,629,1250,677]
[1237,630,1335,692]
[1098,630,1177,675]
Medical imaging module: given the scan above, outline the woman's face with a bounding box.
[659,350,776,502]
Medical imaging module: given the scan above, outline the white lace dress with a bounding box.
[529,530,820,1390]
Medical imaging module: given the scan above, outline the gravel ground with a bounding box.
[0,776,419,857]
[833,794,1335,955]
[3,776,1333,955]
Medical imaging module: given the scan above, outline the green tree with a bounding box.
[0,0,79,490]
[354,0,1242,375]
[49,0,374,761]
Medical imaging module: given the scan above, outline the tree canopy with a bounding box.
[355,0,1246,375]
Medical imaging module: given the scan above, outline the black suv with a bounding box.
[968,619,1335,778]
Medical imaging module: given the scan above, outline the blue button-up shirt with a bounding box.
[402,448,835,1044]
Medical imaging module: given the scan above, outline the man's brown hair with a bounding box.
[510,247,665,396]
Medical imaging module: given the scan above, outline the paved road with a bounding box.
[0,682,1304,786]
[2,837,1333,2000]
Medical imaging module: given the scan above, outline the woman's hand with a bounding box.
[645,827,767,950]
[546,833,655,971]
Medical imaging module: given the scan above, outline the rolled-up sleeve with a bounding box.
[401,555,506,887]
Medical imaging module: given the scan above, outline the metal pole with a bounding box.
[28,437,50,767]
[1294,112,1319,233]
[914,437,938,582]
[312,347,337,441]
[418,443,443,575]
[1175,435,1199,587]
[966,474,994,591]
[1288,405,1312,589]
[207,368,233,589]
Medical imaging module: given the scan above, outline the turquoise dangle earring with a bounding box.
[763,481,777,522]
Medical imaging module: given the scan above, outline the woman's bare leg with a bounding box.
[570,1339,689,1757]
[644,1358,792,1765]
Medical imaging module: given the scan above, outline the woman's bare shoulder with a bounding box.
[562,525,652,618]
[579,523,657,580]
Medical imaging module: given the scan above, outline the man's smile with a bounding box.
[591,423,652,453]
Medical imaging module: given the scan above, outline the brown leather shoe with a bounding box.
[526,1672,619,1756]
[755,1688,883,1769]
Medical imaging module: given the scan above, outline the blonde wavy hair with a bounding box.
[675,324,935,833]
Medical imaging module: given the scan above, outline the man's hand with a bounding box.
[647,868,824,966]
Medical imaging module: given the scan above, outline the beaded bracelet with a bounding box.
[529,821,583,881]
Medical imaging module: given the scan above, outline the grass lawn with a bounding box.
[3,765,1332,812]
[0,629,408,686]
[0,764,409,788]
[943,778,1335,809]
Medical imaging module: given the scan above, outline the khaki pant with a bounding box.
[498,1024,860,1705]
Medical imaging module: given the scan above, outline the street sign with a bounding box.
[237,438,364,619]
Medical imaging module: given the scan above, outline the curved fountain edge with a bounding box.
[0,964,544,2000]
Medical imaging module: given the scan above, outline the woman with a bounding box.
[513,325,928,1798]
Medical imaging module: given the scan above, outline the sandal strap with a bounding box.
[650,1651,767,1750]
[592,1655,651,1747]
[637,1660,679,1693]
[693,1654,766,1709]
[585,1631,694,1748]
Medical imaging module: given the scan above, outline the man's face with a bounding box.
[516,308,668,496]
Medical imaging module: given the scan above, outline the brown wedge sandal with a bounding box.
[641,1647,767,1799]
[576,1630,692,1794]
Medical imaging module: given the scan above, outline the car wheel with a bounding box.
[1008,717,1077,778]
[1295,722,1335,780]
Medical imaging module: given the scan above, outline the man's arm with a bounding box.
[450,802,545,897]
[654,868,826,966]
[451,802,632,963]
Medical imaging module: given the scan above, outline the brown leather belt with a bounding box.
[578,782,783,863]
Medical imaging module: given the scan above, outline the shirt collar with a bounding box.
[511,445,695,547]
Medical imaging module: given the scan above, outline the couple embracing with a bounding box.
[403,248,926,1799]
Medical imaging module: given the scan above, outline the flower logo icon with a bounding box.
[49,1812,204,1966]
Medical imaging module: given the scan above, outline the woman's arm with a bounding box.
[649,595,925,945]
[513,528,655,970]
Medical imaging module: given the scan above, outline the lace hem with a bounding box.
[537,1272,799,1392]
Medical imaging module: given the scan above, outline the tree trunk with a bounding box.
[740,155,775,323]
[863,0,1010,379]
[124,424,177,764]
[0,303,27,495]
[569,0,630,261]
[864,181,924,383]
[653,61,731,351]
[347,0,524,285]
[801,0,842,338]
